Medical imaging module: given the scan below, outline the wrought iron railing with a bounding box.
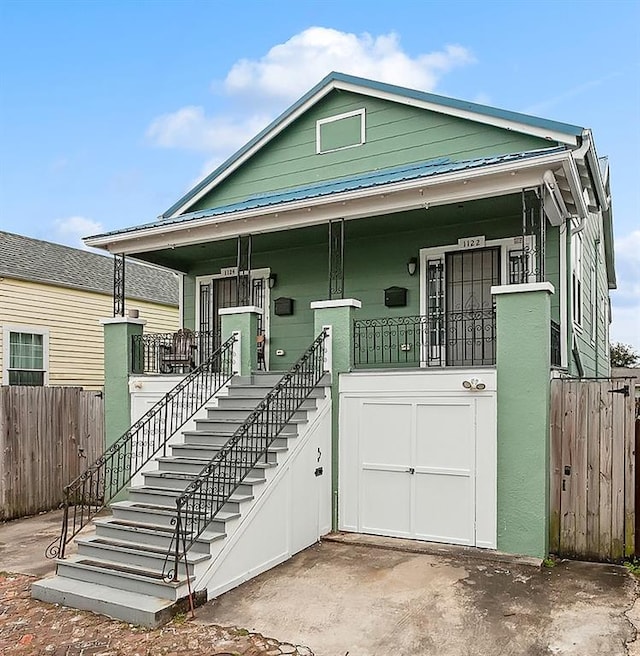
[551,319,561,367]
[353,310,496,368]
[131,330,220,374]
[163,328,329,582]
[46,335,237,560]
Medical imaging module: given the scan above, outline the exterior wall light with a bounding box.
[406,257,418,276]
[268,273,278,289]
[462,378,486,391]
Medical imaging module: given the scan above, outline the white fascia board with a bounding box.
[582,130,609,211]
[561,154,589,219]
[335,80,579,146]
[87,151,573,255]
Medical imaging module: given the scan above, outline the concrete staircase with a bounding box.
[32,372,329,627]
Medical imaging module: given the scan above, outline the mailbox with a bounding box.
[384,286,408,308]
[274,297,294,316]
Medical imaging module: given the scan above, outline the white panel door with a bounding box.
[353,396,477,545]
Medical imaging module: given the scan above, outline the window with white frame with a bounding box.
[3,326,49,386]
[316,109,366,154]
[571,232,583,328]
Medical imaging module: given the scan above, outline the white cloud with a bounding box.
[54,216,104,249]
[146,28,474,164]
[147,107,271,153]
[224,28,474,101]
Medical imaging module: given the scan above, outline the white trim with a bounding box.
[310,298,362,309]
[491,282,555,295]
[164,78,579,218]
[2,324,50,386]
[99,317,147,326]
[218,305,263,316]
[316,108,366,154]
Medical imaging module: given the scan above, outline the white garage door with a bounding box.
[340,371,496,549]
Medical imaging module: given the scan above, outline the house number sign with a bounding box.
[220,266,238,277]
[458,235,486,249]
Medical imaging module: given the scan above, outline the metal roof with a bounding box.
[160,71,585,219]
[90,146,567,240]
[0,231,179,305]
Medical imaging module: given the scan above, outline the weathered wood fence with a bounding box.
[550,377,636,562]
[0,386,104,520]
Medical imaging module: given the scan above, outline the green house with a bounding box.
[34,72,616,626]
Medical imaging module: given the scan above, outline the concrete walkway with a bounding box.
[199,534,640,656]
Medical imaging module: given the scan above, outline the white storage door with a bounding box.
[340,370,496,549]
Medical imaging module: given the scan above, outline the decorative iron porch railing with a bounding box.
[353,310,496,369]
[46,335,237,560]
[162,328,329,582]
[551,319,561,367]
[131,330,220,375]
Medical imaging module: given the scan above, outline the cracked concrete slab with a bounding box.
[197,537,638,656]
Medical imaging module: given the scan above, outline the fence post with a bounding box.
[492,282,554,559]
[311,298,362,532]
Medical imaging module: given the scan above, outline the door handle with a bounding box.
[407,467,415,475]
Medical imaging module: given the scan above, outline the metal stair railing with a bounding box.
[45,334,238,560]
[163,328,329,582]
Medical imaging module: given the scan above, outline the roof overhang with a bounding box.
[86,149,586,256]
[162,73,583,219]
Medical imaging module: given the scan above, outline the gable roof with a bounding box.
[162,71,585,219]
[0,231,179,306]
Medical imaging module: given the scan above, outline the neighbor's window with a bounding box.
[316,109,366,154]
[7,330,47,385]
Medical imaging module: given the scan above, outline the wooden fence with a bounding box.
[550,377,637,562]
[0,386,104,521]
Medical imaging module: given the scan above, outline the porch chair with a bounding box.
[159,328,198,373]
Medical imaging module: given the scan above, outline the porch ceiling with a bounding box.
[129,194,523,272]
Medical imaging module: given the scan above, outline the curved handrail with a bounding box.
[163,328,329,581]
[45,334,237,559]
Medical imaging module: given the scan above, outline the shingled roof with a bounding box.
[0,231,178,306]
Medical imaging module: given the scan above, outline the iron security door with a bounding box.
[445,247,499,366]
[198,275,267,361]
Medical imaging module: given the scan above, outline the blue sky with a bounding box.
[1,0,638,345]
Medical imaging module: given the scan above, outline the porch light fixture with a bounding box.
[406,257,418,276]
[268,273,278,289]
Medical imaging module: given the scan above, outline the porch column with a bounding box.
[219,306,261,377]
[492,282,554,559]
[101,317,146,451]
[311,298,362,530]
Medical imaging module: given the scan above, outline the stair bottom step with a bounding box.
[31,576,188,627]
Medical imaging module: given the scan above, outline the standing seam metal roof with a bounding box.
[89,146,567,240]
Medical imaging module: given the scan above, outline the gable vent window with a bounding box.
[316,109,366,154]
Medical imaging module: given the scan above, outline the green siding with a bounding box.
[569,210,610,377]
[319,113,362,152]
[182,198,541,369]
[546,226,561,324]
[189,91,555,213]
